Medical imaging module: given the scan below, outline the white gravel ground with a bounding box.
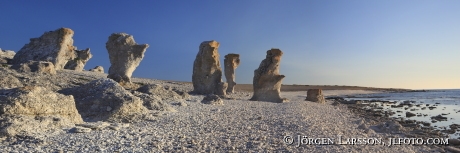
[0,69,441,152]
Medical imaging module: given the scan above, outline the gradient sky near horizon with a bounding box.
[1,0,459,89]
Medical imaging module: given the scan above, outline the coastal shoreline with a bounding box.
[0,68,449,152]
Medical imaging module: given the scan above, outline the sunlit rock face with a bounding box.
[12,28,79,70]
[306,89,326,103]
[224,53,240,94]
[192,40,227,96]
[250,48,287,103]
[106,33,149,84]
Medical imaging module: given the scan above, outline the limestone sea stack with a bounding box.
[224,53,240,94]
[192,40,227,96]
[106,33,149,84]
[250,48,287,103]
[12,28,80,70]
[305,89,326,103]
[64,48,92,71]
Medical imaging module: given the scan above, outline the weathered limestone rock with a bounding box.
[64,48,92,71]
[137,84,185,102]
[201,94,224,105]
[305,89,326,103]
[0,48,15,64]
[89,66,104,73]
[11,61,57,75]
[12,28,78,70]
[0,75,22,89]
[224,53,240,94]
[131,91,174,112]
[65,78,148,122]
[250,49,287,103]
[0,86,83,137]
[106,33,149,84]
[192,40,226,95]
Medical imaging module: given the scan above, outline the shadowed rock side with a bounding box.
[89,66,104,73]
[12,28,78,70]
[11,61,57,75]
[224,53,240,94]
[192,40,227,95]
[64,48,92,71]
[0,48,15,64]
[106,33,149,84]
[250,49,287,103]
[0,86,83,137]
[305,89,326,103]
[201,94,224,105]
[63,79,148,122]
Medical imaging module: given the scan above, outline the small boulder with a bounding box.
[73,126,92,133]
[305,89,326,103]
[137,84,184,102]
[106,33,149,84]
[131,91,174,112]
[89,66,104,73]
[11,61,57,75]
[201,94,224,105]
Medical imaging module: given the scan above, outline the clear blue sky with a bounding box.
[1,0,459,89]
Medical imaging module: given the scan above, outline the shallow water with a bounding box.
[343,89,460,138]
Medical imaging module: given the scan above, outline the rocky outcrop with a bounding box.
[64,48,92,71]
[0,74,22,89]
[11,61,57,75]
[305,89,325,103]
[224,54,240,94]
[131,91,174,112]
[137,84,187,102]
[0,86,83,137]
[106,33,149,84]
[64,78,148,122]
[0,48,15,64]
[12,28,79,70]
[250,49,287,103]
[89,66,104,73]
[192,40,227,96]
[201,94,224,105]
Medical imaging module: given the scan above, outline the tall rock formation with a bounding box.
[192,40,227,95]
[12,28,80,70]
[224,53,240,94]
[305,89,326,103]
[250,48,287,103]
[64,48,92,71]
[106,33,149,84]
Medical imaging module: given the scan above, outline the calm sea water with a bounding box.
[344,89,460,138]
